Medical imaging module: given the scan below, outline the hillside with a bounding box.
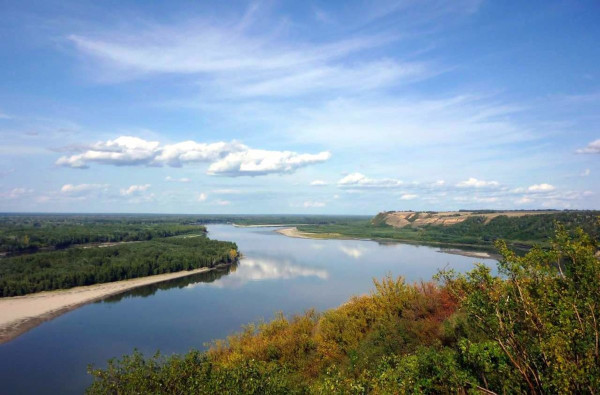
[372,210,560,228]
[296,210,599,249]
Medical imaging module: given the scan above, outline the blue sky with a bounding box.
[0,0,598,214]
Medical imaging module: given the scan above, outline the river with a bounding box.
[0,224,497,394]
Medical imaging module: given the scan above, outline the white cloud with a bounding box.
[197,193,207,202]
[1,187,33,199]
[516,197,533,204]
[215,199,231,206]
[456,177,499,188]
[61,183,108,195]
[581,169,590,177]
[400,193,418,200]
[56,136,330,176]
[207,149,331,176]
[338,172,403,188]
[120,184,151,196]
[56,136,160,168]
[527,183,555,193]
[303,200,326,208]
[66,11,431,99]
[576,139,600,154]
[165,176,191,183]
[310,180,328,186]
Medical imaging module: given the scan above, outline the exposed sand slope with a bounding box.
[0,267,214,344]
[379,210,559,228]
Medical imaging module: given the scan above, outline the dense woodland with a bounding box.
[88,224,600,394]
[0,233,238,297]
[298,210,600,249]
[0,214,364,254]
[0,216,204,254]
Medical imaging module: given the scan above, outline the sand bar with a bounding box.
[276,227,499,259]
[275,227,333,239]
[0,267,214,344]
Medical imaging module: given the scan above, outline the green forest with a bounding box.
[0,215,210,254]
[297,210,600,249]
[87,223,600,394]
[0,236,238,296]
[0,214,363,254]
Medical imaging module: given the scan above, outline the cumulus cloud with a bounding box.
[55,136,330,176]
[207,149,331,176]
[581,169,590,177]
[456,177,499,188]
[338,172,403,188]
[61,184,109,195]
[527,183,555,193]
[120,184,151,196]
[576,139,600,154]
[303,200,326,208]
[197,193,207,202]
[310,180,328,186]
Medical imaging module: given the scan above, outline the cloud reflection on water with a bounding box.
[187,256,329,289]
[339,245,367,259]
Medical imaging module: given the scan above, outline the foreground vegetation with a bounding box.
[88,223,600,394]
[297,210,599,249]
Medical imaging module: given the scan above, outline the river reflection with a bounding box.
[0,224,497,395]
[101,263,238,302]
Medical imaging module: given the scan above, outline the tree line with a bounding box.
[0,236,238,297]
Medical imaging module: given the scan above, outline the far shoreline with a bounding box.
[275,227,500,259]
[0,266,224,345]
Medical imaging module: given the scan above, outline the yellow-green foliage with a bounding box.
[88,223,600,394]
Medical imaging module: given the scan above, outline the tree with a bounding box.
[440,223,600,393]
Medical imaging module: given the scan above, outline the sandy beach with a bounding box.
[0,267,214,344]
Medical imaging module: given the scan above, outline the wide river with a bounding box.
[0,225,497,394]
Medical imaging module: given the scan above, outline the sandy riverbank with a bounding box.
[276,227,497,259]
[437,249,494,259]
[0,267,214,344]
[275,227,336,239]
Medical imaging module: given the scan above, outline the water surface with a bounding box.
[0,225,497,394]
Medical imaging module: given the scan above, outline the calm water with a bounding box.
[0,225,497,394]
